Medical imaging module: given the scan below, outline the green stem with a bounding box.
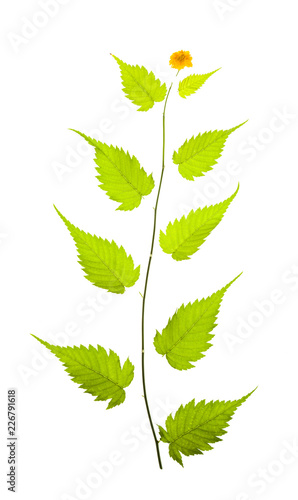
[141,79,175,470]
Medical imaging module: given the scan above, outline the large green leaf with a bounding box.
[159,390,256,466]
[154,274,241,370]
[32,336,134,409]
[178,69,220,99]
[54,206,140,294]
[173,121,247,180]
[159,185,239,261]
[71,130,154,211]
[112,55,167,111]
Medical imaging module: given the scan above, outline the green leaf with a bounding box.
[70,130,155,211]
[178,69,221,99]
[32,336,134,409]
[54,206,140,294]
[159,184,239,261]
[173,121,247,180]
[159,389,256,466]
[112,54,167,111]
[154,274,241,370]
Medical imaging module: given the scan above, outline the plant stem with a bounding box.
[141,80,175,470]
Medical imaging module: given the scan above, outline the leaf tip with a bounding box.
[230,271,243,286]
[239,119,249,128]
[53,204,63,219]
[233,182,240,196]
[68,128,80,135]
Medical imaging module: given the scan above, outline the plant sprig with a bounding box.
[32,50,255,470]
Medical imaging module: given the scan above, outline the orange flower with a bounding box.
[169,50,193,70]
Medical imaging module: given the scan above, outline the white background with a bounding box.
[1,0,298,499]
